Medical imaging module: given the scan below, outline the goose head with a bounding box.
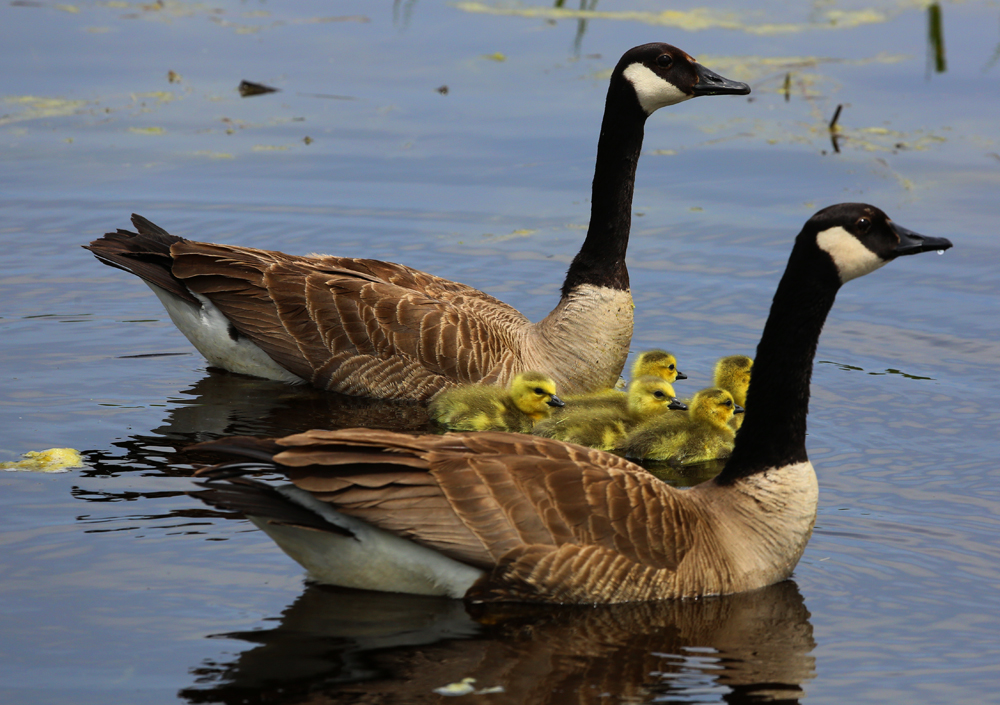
[713,355,753,408]
[632,349,687,384]
[808,203,953,284]
[627,375,688,417]
[690,388,743,429]
[510,371,564,421]
[617,43,750,115]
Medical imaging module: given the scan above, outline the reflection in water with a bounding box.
[553,0,597,55]
[927,2,946,75]
[986,13,1000,71]
[392,0,418,29]
[73,370,432,523]
[644,457,728,487]
[817,360,935,380]
[180,580,815,704]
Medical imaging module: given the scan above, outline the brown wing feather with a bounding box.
[167,240,531,400]
[198,429,698,602]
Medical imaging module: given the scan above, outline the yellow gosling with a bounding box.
[620,387,744,463]
[561,349,687,409]
[429,371,564,433]
[533,376,686,450]
[633,349,687,384]
[714,355,753,429]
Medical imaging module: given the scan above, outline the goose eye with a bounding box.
[724,400,733,406]
[653,391,666,398]
[668,364,675,370]
[856,216,871,233]
[534,387,545,395]
[656,54,673,68]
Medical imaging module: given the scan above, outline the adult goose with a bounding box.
[192,203,952,603]
[84,43,749,401]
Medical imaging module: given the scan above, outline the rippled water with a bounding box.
[2,1,999,703]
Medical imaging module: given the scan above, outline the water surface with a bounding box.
[2,1,999,703]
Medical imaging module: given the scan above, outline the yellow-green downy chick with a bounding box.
[533,376,686,450]
[620,387,744,464]
[429,371,564,433]
[632,349,686,385]
[560,349,687,410]
[714,355,753,429]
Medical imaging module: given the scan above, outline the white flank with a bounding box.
[816,226,887,283]
[145,283,304,384]
[250,485,485,598]
[622,63,691,114]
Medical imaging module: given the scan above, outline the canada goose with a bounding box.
[619,387,742,463]
[533,375,685,450]
[429,371,564,433]
[84,44,749,401]
[714,354,752,429]
[191,203,951,603]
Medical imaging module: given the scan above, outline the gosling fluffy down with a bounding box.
[533,376,686,450]
[429,371,564,433]
[563,349,687,409]
[714,355,753,429]
[621,387,743,463]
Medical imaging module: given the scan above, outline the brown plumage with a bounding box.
[84,44,751,401]
[193,428,814,603]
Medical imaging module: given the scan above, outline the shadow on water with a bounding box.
[179,580,815,705]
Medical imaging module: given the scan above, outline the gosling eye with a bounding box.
[724,399,733,407]
[534,387,545,395]
[668,364,676,370]
[856,216,871,234]
[653,391,666,399]
[656,53,673,69]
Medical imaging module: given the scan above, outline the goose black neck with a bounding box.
[715,238,841,484]
[561,80,648,297]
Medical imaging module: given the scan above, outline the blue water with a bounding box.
[2,1,999,703]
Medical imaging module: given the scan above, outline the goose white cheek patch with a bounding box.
[622,63,690,114]
[816,226,887,283]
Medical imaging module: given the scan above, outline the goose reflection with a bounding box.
[81,369,431,480]
[180,579,814,704]
[73,371,431,526]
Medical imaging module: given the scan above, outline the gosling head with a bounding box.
[689,388,744,429]
[808,203,953,285]
[713,355,753,407]
[615,42,751,116]
[632,349,687,384]
[627,375,688,418]
[510,371,564,421]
